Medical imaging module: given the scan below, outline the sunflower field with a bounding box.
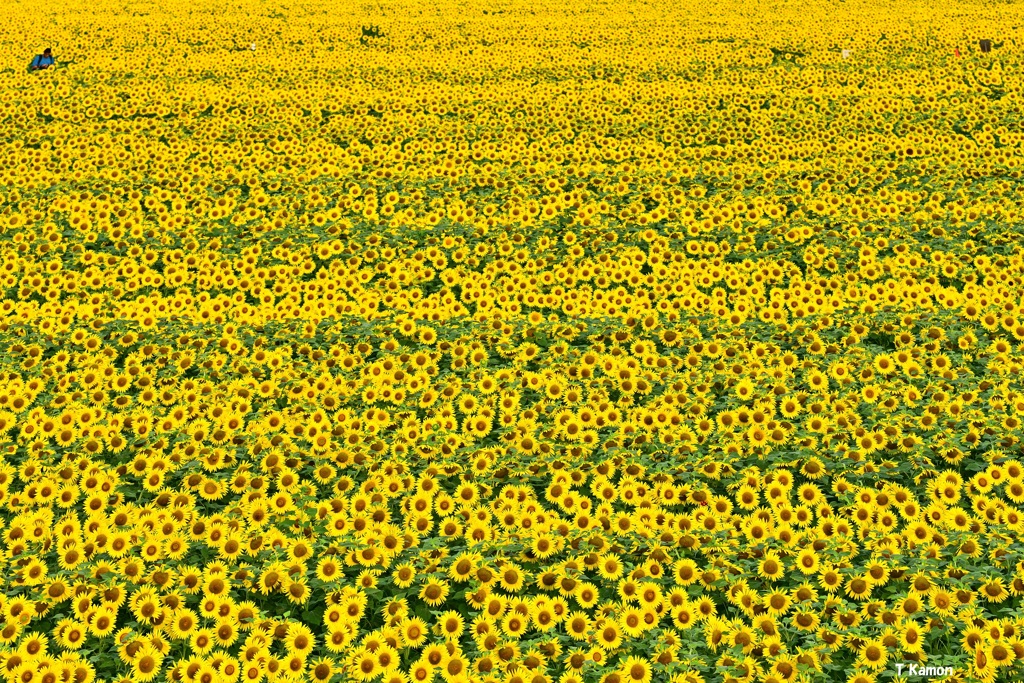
[2,0,1024,682]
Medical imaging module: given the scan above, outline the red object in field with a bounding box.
[954,48,961,58]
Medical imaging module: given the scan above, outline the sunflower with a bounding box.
[692,596,717,622]
[420,579,450,607]
[791,610,819,633]
[845,673,875,683]
[44,578,70,603]
[287,623,315,657]
[132,646,164,682]
[986,640,1015,670]
[498,564,526,593]
[757,552,785,581]
[170,608,199,640]
[794,548,819,575]
[211,618,238,648]
[844,576,873,601]
[598,554,624,581]
[408,661,433,683]
[448,553,479,583]
[401,617,428,648]
[620,656,652,683]
[316,557,342,583]
[855,638,887,670]
[437,611,465,641]
[818,566,843,594]
[594,619,622,649]
[393,564,417,589]
[619,605,647,638]
[501,612,529,638]
[189,627,216,656]
[574,582,600,609]
[617,578,640,603]
[357,570,380,590]
[764,590,791,617]
[88,606,118,637]
[352,649,379,681]
[20,557,48,586]
[531,533,559,560]
[304,657,336,683]
[0,621,19,645]
[734,379,756,402]
[530,600,558,632]
[979,577,1010,603]
[56,618,87,650]
[236,601,259,629]
[375,644,400,672]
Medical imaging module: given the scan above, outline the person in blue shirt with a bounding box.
[30,48,55,71]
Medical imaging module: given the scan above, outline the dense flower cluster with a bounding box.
[2,1,1024,683]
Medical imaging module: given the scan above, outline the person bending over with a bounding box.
[31,48,55,70]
